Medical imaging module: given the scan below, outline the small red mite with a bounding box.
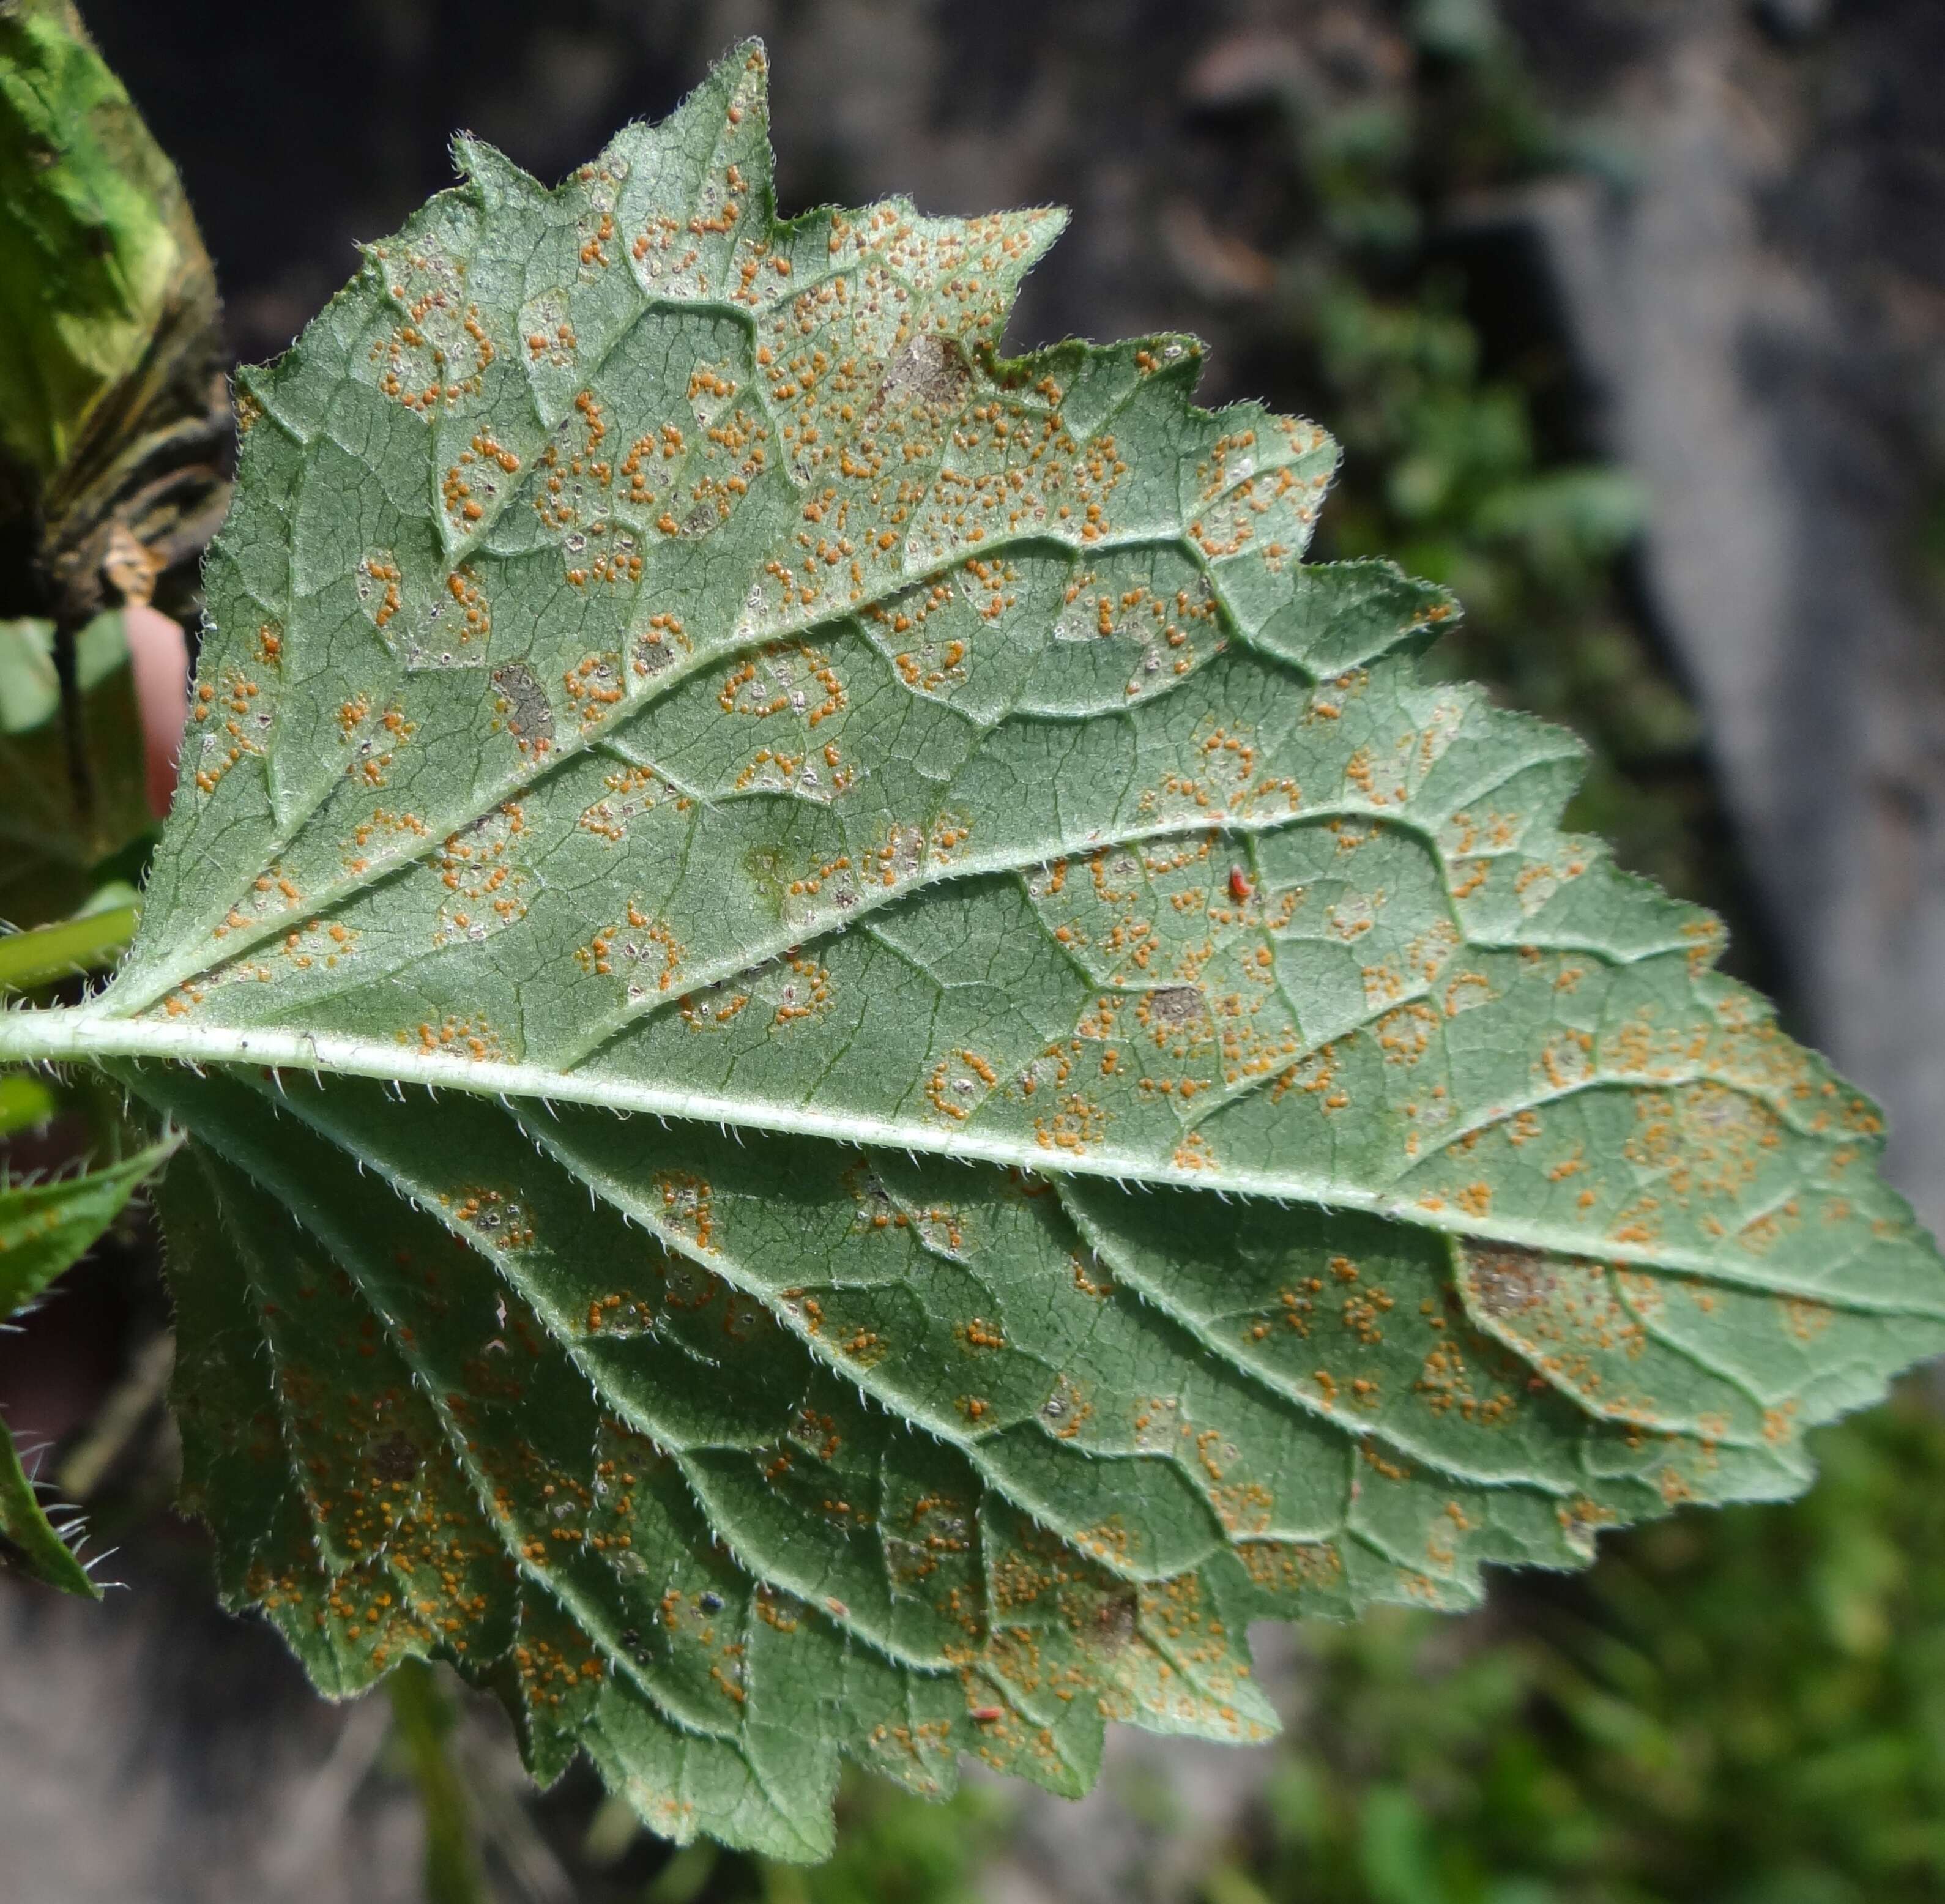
[970,1705,1004,1722]
[1229,866,1254,901]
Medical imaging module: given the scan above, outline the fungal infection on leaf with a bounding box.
[0,39,1939,1865]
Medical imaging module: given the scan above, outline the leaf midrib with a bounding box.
[103,657,1640,1110]
[12,1003,1906,1318]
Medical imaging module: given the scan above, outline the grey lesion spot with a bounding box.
[1460,1243,1557,1322]
[1145,985,1204,1026]
[882,333,970,410]
[1038,1376,1080,1429]
[882,823,926,883]
[634,633,677,676]
[491,661,554,752]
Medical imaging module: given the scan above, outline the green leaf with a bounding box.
[0,1137,169,1315]
[387,1659,489,1904]
[0,889,139,991]
[0,0,187,481]
[0,1071,56,1134]
[0,42,1939,1858]
[0,613,152,929]
[0,1415,95,1597]
[0,1139,174,1594]
[0,0,229,638]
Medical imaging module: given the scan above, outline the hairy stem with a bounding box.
[386,1660,487,1904]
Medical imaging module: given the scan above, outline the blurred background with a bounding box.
[5,1,1945,1898]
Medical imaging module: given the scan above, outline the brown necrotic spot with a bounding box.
[1089,1588,1139,1654]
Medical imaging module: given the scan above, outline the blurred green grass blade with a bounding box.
[644,1842,718,1903]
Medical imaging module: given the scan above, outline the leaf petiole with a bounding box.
[0,901,139,993]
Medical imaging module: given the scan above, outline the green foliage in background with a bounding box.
[0,0,195,480]
[1212,5,1722,911]
[0,0,228,697]
[0,610,153,928]
[0,1135,170,1593]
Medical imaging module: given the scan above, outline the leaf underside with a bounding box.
[67,43,1945,1858]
